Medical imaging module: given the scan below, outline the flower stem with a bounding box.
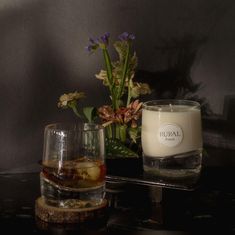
[102,49,118,110]
[126,79,132,106]
[117,43,130,100]
[106,124,113,139]
[102,49,113,89]
[119,125,127,142]
[115,124,120,139]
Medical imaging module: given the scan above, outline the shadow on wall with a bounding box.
[1,0,235,171]
[135,35,212,116]
[203,95,235,150]
[134,34,235,151]
[0,2,76,171]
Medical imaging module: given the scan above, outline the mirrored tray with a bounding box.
[106,158,200,191]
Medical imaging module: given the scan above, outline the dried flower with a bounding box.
[98,100,142,128]
[58,91,85,108]
[130,82,152,98]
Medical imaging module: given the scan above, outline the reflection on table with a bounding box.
[0,161,235,234]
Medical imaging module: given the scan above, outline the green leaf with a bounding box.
[83,106,97,123]
[68,101,83,119]
[105,138,139,159]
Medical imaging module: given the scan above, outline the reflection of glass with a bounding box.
[40,123,106,209]
[141,100,203,181]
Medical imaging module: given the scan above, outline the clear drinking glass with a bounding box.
[40,123,106,209]
[141,100,203,180]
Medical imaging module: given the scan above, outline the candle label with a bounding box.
[158,124,183,147]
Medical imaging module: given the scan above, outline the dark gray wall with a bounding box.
[0,0,235,171]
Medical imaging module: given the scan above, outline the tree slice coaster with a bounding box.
[35,197,108,224]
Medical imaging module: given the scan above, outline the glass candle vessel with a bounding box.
[141,100,203,180]
[40,123,106,209]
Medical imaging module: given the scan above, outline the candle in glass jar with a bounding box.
[141,101,202,158]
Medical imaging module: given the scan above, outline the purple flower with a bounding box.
[89,38,95,44]
[129,34,135,40]
[118,32,128,41]
[85,45,93,52]
[86,32,110,52]
[118,32,135,41]
[100,32,110,45]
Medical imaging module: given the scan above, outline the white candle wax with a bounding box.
[141,105,202,158]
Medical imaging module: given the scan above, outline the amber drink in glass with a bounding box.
[40,123,106,209]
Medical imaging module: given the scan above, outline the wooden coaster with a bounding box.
[35,197,108,224]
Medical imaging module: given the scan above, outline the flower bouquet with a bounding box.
[58,32,151,159]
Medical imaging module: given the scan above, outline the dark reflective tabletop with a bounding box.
[0,152,235,234]
[106,158,200,191]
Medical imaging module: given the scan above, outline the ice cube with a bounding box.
[76,162,100,181]
[86,165,100,181]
